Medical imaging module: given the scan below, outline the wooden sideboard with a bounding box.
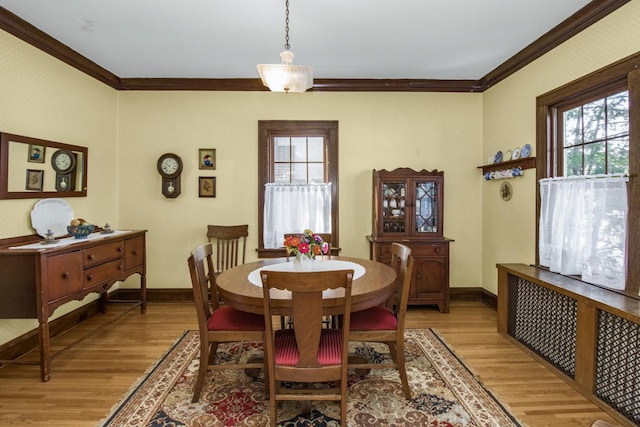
[0,230,146,381]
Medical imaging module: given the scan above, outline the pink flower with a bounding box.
[298,242,310,254]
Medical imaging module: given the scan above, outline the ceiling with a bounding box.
[0,0,627,91]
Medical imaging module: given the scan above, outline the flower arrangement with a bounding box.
[284,229,329,259]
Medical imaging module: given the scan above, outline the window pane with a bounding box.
[607,91,629,138]
[274,163,290,183]
[564,146,583,176]
[291,137,307,162]
[274,137,290,161]
[564,107,582,147]
[583,99,606,142]
[308,137,324,161]
[291,163,307,183]
[584,142,606,175]
[608,137,629,175]
[308,163,324,183]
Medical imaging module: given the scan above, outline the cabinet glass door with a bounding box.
[382,182,406,233]
[415,181,438,234]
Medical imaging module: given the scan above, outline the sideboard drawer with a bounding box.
[125,236,145,270]
[47,252,84,301]
[84,259,125,288]
[83,241,124,268]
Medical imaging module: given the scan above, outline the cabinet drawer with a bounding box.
[84,259,125,288]
[83,241,124,268]
[410,244,449,256]
[375,242,448,257]
[125,236,145,270]
[47,252,84,301]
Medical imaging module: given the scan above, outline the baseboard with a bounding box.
[449,287,497,310]
[0,300,103,362]
[1,286,495,362]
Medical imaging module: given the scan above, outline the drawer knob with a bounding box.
[434,247,440,253]
[62,272,71,279]
[117,246,123,252]
[132,250,138,255]
[87,254,95,261]
[119,263,124,270]
[87,274,94,281]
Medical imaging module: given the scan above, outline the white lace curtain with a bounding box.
[263,183,332,249]
[539,174,628,289]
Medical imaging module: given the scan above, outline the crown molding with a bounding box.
[0,0,630,92]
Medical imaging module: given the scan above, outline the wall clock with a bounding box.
[51,149,77,191]
[157,153,183,198]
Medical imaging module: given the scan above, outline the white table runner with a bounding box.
[9,230,133,250]
[248,259,365,287]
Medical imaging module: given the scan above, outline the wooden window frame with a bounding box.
[257,120,339,258]
[535,52,640,296]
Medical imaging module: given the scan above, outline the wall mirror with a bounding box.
[0,133,88,199]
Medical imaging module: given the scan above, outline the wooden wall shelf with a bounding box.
[477,157,536,174]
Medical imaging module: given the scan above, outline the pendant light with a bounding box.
[257,0,313,93]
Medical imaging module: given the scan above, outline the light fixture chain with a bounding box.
[284,0,290,51]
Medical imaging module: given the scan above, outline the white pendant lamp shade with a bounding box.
[257,50,313,93]
[256,0,313,93]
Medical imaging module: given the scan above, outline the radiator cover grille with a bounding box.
[595,310,640,424]
[507,274,577,378]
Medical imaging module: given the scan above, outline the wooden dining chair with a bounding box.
[188,242,266,403]
[348,242,415,399]
[282,232,334,329]
[260,269,354,427]
[206,224,249,277]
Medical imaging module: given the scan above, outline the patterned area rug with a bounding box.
[100,329,523,426]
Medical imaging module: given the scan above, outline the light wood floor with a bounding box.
[0,301,622,427]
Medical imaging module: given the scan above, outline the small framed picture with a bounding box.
[198,148,216,170]
[28,144,46,163]
[25,169,44,191]
[199,176,216,197]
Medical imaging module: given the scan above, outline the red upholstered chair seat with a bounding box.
[274,329,343,366]
[207,305,265,331]
[350,305,397,331]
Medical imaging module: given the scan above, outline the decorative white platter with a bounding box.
[30,198,74,238]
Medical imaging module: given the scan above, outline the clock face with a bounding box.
[156,153,183,184]
[161,157,180,175]
[55,153,72,170]
[51,150,76,173]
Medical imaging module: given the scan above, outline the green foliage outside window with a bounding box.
[562,91,629,176]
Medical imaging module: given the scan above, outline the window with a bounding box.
[257,121,339,257]
[536,53,640,296]
[273,136,325,183]
[558,90,629,176]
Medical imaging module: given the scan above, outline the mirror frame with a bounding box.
[0,132,88,199]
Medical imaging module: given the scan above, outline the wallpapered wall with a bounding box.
[1,0,639,347]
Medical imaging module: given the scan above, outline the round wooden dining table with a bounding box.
[216,256,396,316]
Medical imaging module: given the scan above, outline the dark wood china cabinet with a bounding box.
[368,168,452,312]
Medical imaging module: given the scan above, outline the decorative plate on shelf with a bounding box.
[30,198,74,238]
[494,151,503,163]
[521,144,532,158]
[487,153,495,164]
[503,150,512,161]
[512,147,521,160]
